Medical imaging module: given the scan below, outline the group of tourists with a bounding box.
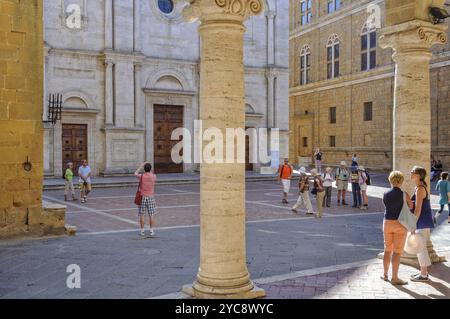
[382,166,449,285]
[63,160,92,203]
[278,157,370,217]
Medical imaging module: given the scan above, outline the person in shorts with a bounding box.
[278,158,293,204]
[382,171,412,285]
[336,161,349,206]
[135,162,157,237]
[78,160,92,203]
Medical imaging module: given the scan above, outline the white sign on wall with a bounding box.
[62,0,87,30]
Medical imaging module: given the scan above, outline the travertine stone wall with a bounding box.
[0,0,65,238]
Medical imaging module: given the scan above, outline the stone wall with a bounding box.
[43,0,290,177]
[0,0,65,238]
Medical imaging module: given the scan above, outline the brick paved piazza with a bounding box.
[1,176,449,299]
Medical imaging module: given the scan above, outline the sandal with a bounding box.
[391,279,408,286]
[380,275,388,282]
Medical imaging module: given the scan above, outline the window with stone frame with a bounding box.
[327,34,340,79]
[300,0,312,25]
[361,23,377,71]
[300,45,311,85]
[327,0,341,13]
[329,107,337,124]
[303,137,308,147]
[329,136,336,147]
[364,102,373,121]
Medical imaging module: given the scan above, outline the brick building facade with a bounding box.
[289,0,450,170]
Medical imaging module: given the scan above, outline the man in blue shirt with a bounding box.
[78,159,92,203]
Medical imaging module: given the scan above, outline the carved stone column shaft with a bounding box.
[182,0,265,299]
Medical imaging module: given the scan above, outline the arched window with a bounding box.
[300,0,312,25]
[326,34,340,79]
[300,45,311,85]
[361,23,377,71]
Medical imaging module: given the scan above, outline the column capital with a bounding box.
[379,20,447,54]
[182,0,264,24]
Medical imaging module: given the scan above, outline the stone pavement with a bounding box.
[258,251,450,299]
[1,178,449,299]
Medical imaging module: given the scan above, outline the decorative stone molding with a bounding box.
[379,20,448,53]
[183,0,264,23]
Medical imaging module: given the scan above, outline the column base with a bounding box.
[377,249,447,269]
[182,282,266,299]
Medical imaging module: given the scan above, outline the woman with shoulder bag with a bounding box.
[409,166,434,282]
[381,171,413,285]
[134,162,158,237]
[292,167,314,216]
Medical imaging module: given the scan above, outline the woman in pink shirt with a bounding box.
[135,163,157,237]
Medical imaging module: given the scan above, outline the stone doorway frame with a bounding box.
[143,89,197,173]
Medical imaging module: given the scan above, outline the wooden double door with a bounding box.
[154,105,184,174]
[62,124,88,176]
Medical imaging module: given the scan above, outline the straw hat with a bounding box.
[310,169,318,176]
[358,166,365,171]
[340,161,346,166]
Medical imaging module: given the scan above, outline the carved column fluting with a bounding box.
[181,0,266,299]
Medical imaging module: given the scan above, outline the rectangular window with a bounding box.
[302,137,308,147]
[329,107,337,124]
[328,0,341,13]
[364,102,373,121]
[300,0,312,25]
[329,136,336,147]
[362,31,377,71]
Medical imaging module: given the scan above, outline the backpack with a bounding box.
[365,171,371,185]
[62,169,66,180]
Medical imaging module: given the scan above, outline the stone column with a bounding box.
[380,20,448,266]
[105,0,113,50]
[134,62,144,128]
[105,59,114,126]
[266,10,276,66]
[181,0,265,299]
[266,68,276,128]
[134,0,141,52]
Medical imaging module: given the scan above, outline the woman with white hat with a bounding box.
[358,166,369,210]
[311,169,325,218]
[292,167,314,215]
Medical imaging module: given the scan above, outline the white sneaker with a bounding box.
[149,229,155,237]
[139,230,145,237]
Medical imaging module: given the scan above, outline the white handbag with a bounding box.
[398,192,418,232]
[404,233,425,255]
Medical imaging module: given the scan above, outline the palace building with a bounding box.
[289,0,450,170]
[43,0,289,177]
